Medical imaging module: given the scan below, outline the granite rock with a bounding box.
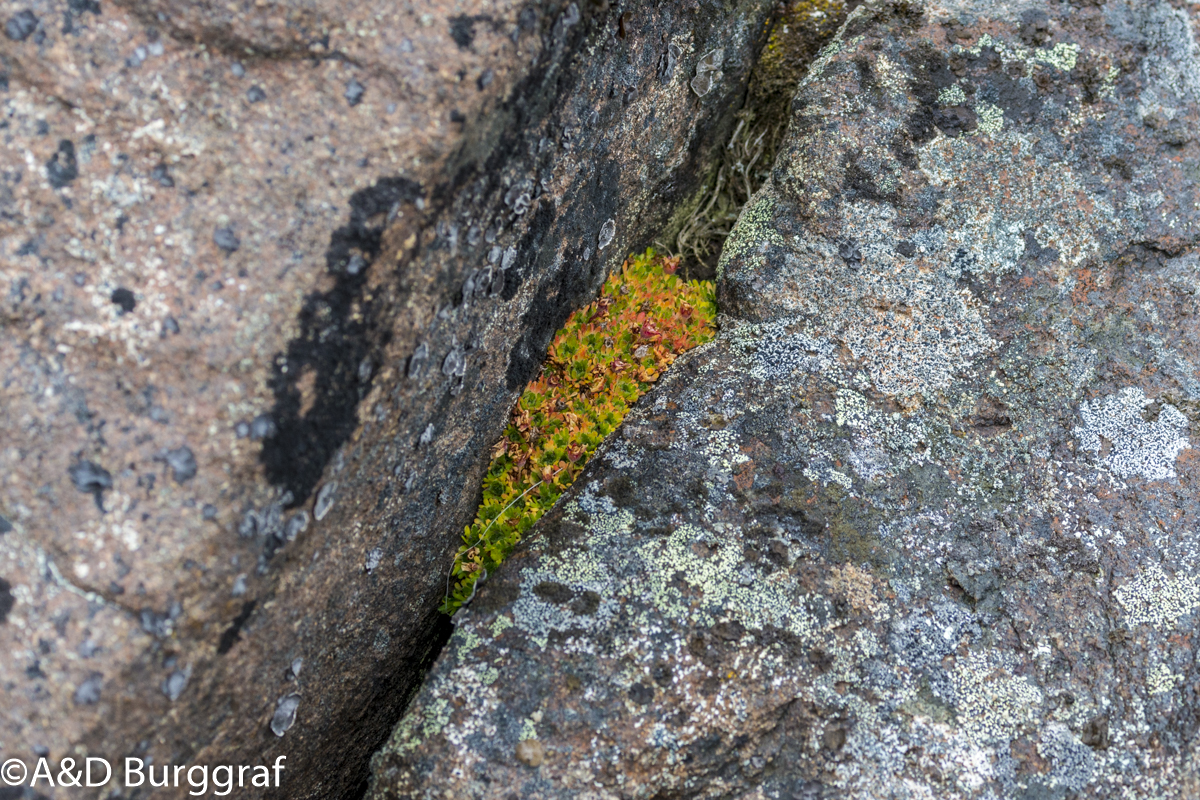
[370,1,1200,798]
[0,0,784,796]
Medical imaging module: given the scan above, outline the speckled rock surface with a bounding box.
[0,0,780,796]
[369,1,1200,798]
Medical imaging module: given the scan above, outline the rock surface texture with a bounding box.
[370,1,1200,798]
[0,0,780,796]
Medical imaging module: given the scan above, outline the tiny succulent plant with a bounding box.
[441,249,716,613]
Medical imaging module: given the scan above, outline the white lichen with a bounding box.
[1074,387,1191,481]
[1114,562,1200,630]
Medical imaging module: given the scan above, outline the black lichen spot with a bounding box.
[628,682,654,704]
[46,140,78,188]
[110,287,136,314]
[250,413,277,440]
[217,600,255,655]
[151,163,174,187]
[979,63,1041,126]
[568,590,600,616]
[1102,156,1133,181]
[73,671,103,705]
[652,663,673,687]
[68,0,101,15]
[838,240,863,267]
[1082,716,1109,749]
[602,474,634,504]
[933,105,977,137]
[896,240,916,257]
[0,577,14,623]
[261,177,421,505]
[822,723,848,752]
[5,10,38,41]
[344,79,365,107]
[533,580,574,605]
[69,460,112,511]
[165,446,197,483]
[246,85,267,103]
[449,15,476,49]
[906,45,962,143]
[1022,229,1059,267]
[213,226,240,253]
[1018,9,1052,47]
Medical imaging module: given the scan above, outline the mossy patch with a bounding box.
[441,250,716,613]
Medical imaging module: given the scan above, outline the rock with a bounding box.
[369,2,1200,798]
[0,0,787,797]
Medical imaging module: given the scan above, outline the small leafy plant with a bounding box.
[441,249,717,613]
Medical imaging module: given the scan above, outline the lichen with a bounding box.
[1074,387,1191,481]
[716,188,785,281]
[1114,562,1200,630]
[973,102,1004,136]
[951,651,1043,746]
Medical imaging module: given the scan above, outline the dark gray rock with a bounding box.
[370,2,1200,798]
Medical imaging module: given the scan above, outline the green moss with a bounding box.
[752,0,852,109]
[441,250,717,613]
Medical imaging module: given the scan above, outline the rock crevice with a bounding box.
[369,1,1200,797]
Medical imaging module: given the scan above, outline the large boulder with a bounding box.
[369,1,1200,797]
[0,0,783,795]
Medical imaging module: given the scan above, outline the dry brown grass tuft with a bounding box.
[659,0,856,281]
[663,111,780,281]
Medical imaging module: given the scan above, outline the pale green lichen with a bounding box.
[919,131,1125,275]
[1114,562,1200,630]
[836,389,873,428]
[951,651,1043,745]
[804,38,844,83]
[938,84,967,106]
[1074,388,1191,481]
[421,698,452,739]
[386,709,422,757]
[1036,42,1080,72]
[455,629,482,660]
[636,521,822,639]
[1098,65,1121,101]
[803,463,854,490]
[490,614,513,638]
[974,103,1004,136]
[519,718,538,741]
[963,34,1079,74]
[717,188,785,280]
[1148,663,1184,695]
[873,53,909,100]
